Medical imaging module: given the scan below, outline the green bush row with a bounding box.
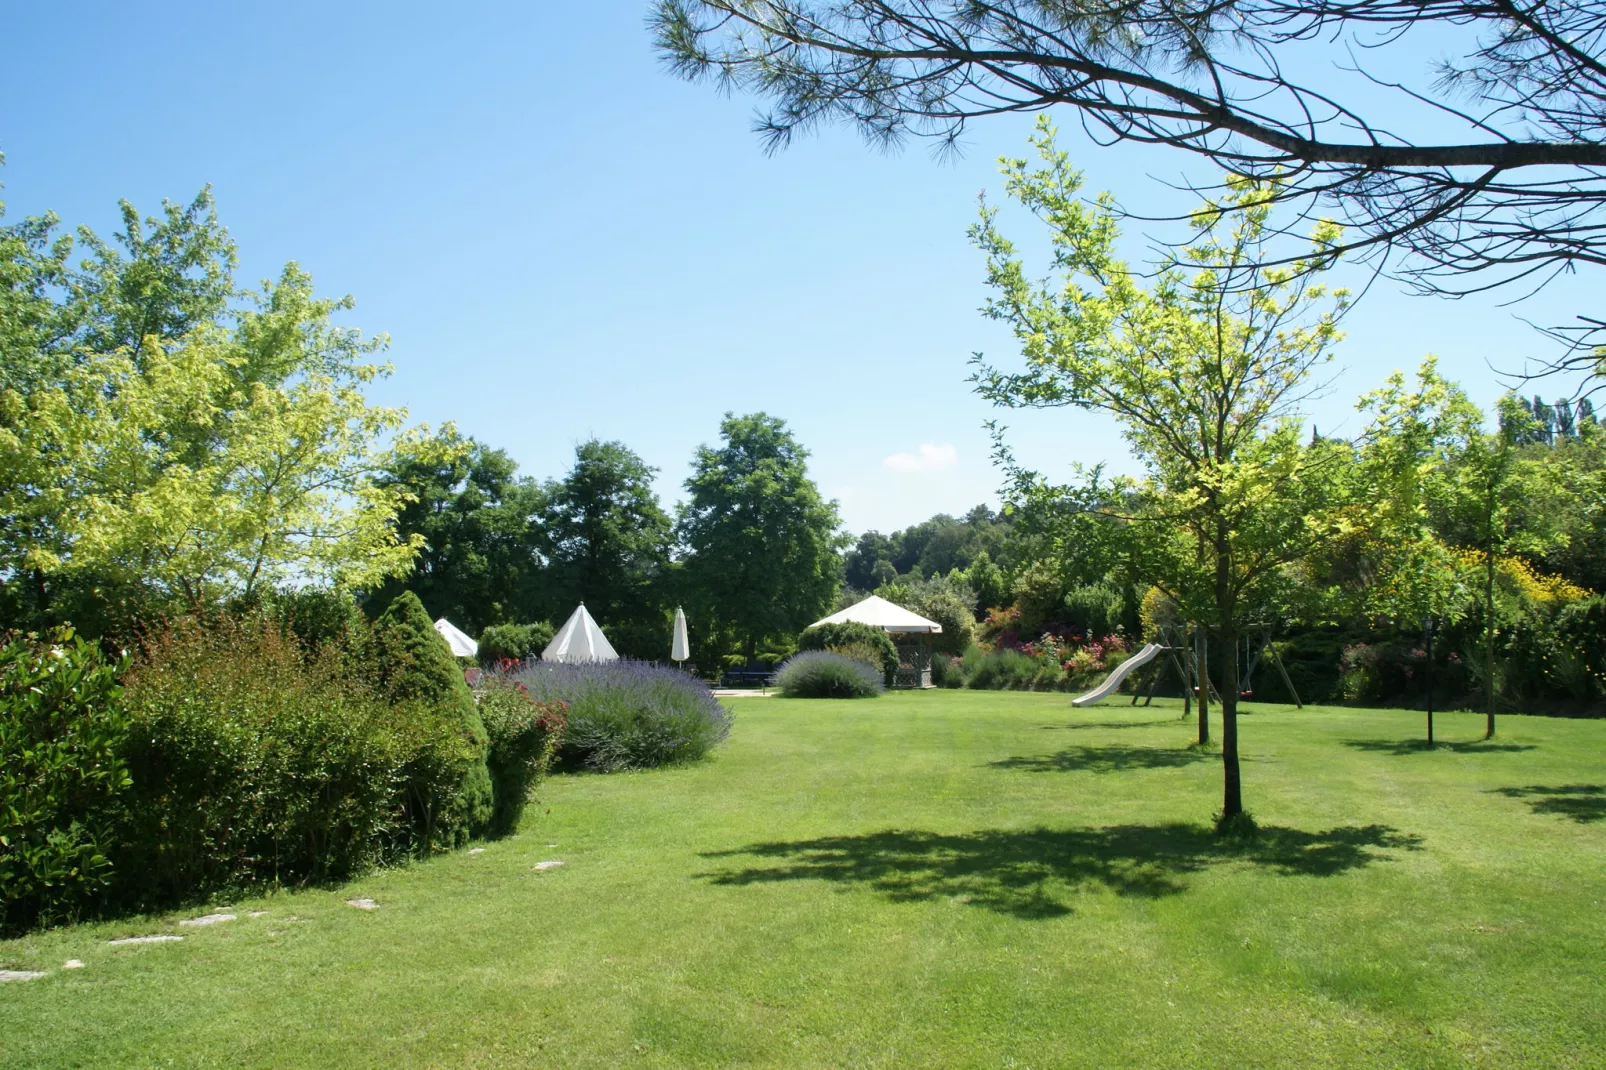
[0,594,566,935]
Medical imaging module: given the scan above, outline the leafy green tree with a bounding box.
[68,189,236,358]
[844,530,895,591]
[972,120,1351,826]
[1435,396,1568,738]
[1,255,423,630]
[373,427,545,634]
[1350,361,1483,740]
[543,439,673,656]
[678,413,845,663]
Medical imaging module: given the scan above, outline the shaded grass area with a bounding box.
[2,692,1604,1067]
[988,741,1213,773]
[700,822,1420,917]
[1490,784,1606,823]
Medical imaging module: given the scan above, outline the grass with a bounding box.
[2,692,1604,1067]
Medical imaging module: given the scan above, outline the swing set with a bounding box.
[1114,624,1302,713]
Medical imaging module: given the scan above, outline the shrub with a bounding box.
[909,588,975,655]
[261,586,367,651]
[773,650,884,698]
[931,652,963,688]
[372,591,493,841]
[1555,595,1606,700]
[0,630,131,935]
[965,647,1041,690]
[798,622,897,681]
[116,616,469,909]
[477,678,567,835]
[1011,560,1067,636]
[512,660,731,772]
[478,621,554,667]
[1063,584,1126,640]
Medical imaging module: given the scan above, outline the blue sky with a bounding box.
[2,2,1593,535]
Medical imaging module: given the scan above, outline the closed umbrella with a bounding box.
[671,606,690,665]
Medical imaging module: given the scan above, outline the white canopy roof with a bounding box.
[542,603,619,663]
[433,618,478,658]
[811,595,943,634]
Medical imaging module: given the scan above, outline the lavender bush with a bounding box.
[772,650,884,698]
[510,660,732,772]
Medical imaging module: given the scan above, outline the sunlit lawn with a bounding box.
[3,690,1603,1067]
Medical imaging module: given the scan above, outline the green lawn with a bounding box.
[3,692,1604,1068]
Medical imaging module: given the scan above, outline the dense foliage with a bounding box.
[541,439,674,657]
[372,427,547,635]
[476,678,567,836]
[0,631,130,934]
[678,413,844,663]
[797,621,898,681]
[773,650,885,698]
[371,591,493,841]
[512,660,731,772]
[0,190,428,639]
[477,621,554,666]
[115,617,468,908]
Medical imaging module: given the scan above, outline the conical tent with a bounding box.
[671,606,690,663]
[433,618,478,658]
[542,603,619,663]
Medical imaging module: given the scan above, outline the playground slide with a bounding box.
[1072,642,1166,707]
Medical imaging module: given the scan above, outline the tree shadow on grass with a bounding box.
[1039,718,1179,732]
[989,743,1212,774]
[698,823,1422,919]
[1490,784,1606,824]
[1342,739,1537,756]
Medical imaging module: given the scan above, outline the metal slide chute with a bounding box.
[1071,642,1167,708]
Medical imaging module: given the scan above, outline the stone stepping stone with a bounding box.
[107,935,183,946]
[0,970,46,982]
[532,860,565,871]
[248,911,269,918]
[467,848,485,855]
[346,898,379,910]
[63,960,85,970]
[180,913,236,927]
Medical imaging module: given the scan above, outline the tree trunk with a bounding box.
[1485,540,1497,740]
[1424,618,1435,746]
[1220,623,1243,821]
[1215,534,1242,822]
[1195,629,1210,746]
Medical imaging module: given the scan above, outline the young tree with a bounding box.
[543,439,674,656]
[1438,397,1566,738]
[1352,361,1483,742]
[972,120,1351,825]
[678,413,844,662]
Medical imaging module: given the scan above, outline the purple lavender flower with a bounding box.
[508,659,731,772]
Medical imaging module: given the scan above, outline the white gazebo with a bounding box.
[433,618,478,659]
[542,603,619,663]
[811,595,943,688]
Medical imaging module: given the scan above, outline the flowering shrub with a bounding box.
[477,678,566,835]
[512,660,731,772]
[773,650,884,698]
